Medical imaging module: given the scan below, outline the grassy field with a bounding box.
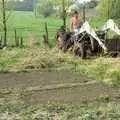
[6,11,63,47]
[0,11,105,47]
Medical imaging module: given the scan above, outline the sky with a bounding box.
[18,0,94,3]
[77,0,91,4]
[17,0,91,3]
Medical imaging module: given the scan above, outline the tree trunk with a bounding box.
[2,0,7,47]
[62,0,66,31]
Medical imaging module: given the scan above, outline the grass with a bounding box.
[0,47,120,84]
[6,11,63,47]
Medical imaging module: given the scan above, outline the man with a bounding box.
[56,11,83,50]
[71,11,83,32]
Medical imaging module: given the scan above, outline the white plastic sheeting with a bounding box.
[102,19,120,35]
[74,21,107,51]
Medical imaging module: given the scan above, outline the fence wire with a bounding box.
[0,24,61,47]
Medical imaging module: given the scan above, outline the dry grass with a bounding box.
[0,47,120,84]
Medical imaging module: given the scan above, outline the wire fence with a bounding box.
[0,23,62,47]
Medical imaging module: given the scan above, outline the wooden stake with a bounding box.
[44,22,50,48]
[20,37,23,47]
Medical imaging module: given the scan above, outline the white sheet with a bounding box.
[74,21,107,51]
[102,19,120,35]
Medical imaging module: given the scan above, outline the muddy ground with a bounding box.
[0,71,120,104]
[0,71,120,119]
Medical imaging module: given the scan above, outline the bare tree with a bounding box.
[62,0,66,29]
[0,0,12,47]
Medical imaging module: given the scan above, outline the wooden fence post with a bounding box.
[44,22,50,48]
[0,35,2,48]
[14,29,17,47]
[20,36,23,47]
[14,29,19,47]
[17,37,19,47]
[45,22,48,40]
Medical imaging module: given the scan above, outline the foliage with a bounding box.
[86,0,100,8]
[35,0,74,18]
[97,0,120,19]
[7,0,38,11]
[112,0,120,19]
[35,0,55,17]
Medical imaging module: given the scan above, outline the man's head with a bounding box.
[72,11,79,17]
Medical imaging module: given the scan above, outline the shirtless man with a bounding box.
[56,11,82,50]
[71,11,82,32]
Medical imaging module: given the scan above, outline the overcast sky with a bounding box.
[18,0,91,3]
[77,0,91,4]
[18,0,92,4]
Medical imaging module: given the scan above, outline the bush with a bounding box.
[105,69,120,84]
[35,1,55,17]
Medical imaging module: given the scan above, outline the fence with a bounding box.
[0,22,62,48]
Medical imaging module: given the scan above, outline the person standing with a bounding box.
[71,11,83,32]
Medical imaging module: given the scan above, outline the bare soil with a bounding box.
[0,71,120,104]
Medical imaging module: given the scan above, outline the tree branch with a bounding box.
[5,11,13,22]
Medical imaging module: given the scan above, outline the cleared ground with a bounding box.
[0,71,120,119]
[0,71,120,104]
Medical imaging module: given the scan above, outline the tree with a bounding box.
[97,0,120,19]
[7,0,38,11]
[112,0,120,19]
[35,0,55,17]
[0,0,9,46]
[35,0,74,29]
[49,0,74,28]
[86,0,100,8]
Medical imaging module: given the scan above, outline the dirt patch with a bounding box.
[0,71,120,105]
[1,71,120,119]
[0,71,89,89]
[22,82,120,104]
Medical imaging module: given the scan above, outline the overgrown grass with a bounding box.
[0,47,120,84]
